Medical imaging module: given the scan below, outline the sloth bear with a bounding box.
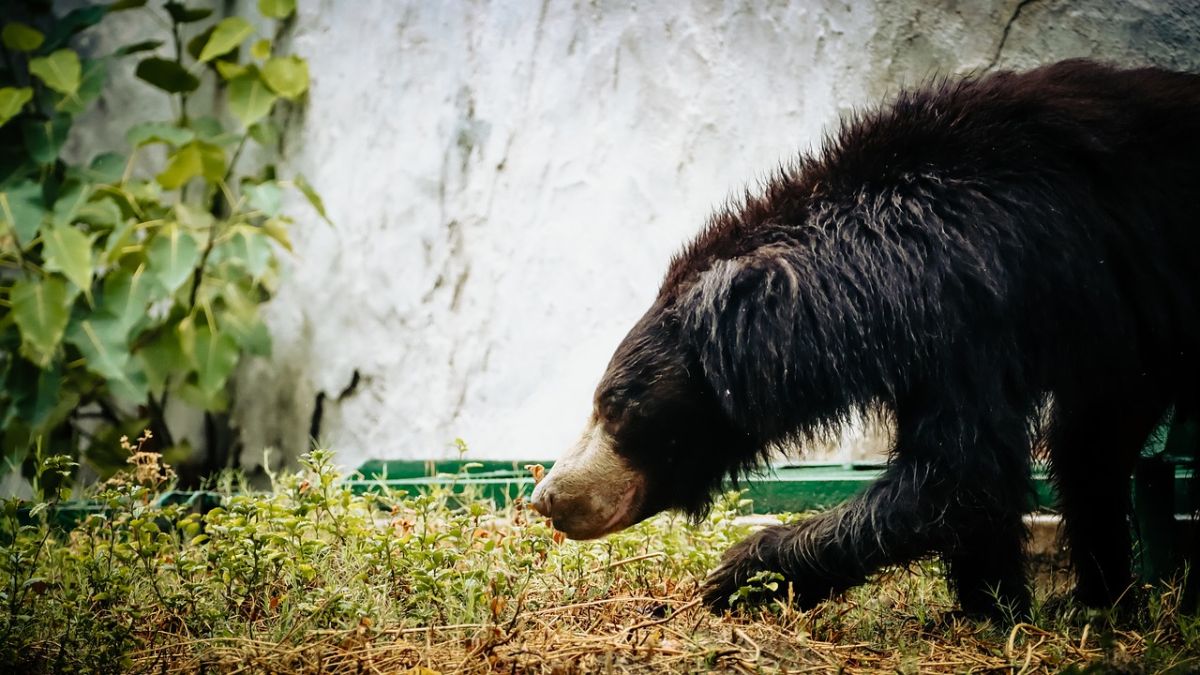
[530,59,1200,619]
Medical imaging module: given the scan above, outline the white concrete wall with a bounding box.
[242,0,882,467]
[78,1,1200,470]
[235,0,1200,469]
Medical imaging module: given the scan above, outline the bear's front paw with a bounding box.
[702,522,853,612]
[700,525,792,611]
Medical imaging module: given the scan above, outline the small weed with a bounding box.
[729,570,786,608]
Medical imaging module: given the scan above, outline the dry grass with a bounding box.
[120,529,1199,674]
[119,566,1200,674]
[6,449,1198,674]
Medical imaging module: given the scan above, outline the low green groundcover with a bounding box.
[1,438,1197,673]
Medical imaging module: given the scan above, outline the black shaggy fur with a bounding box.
[591,60,1200,619]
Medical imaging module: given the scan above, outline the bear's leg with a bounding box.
[935,410,1035,619]
[699,464,927,612]
[942,504,1031,619]
[702,430,1032,618]
[1046,390,1166,607]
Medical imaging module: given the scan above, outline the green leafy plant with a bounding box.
[1,443,1197,673]
[727,569,786,609]
[0,1,327,480]
[0,442,754,672]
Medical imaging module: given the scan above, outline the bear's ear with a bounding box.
[677,251,801,428]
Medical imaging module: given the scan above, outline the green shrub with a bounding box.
[0,0,326,480]
[0,443,752,672]
[2,443,1198,672]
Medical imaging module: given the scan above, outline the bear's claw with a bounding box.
[699,561,743,611]
[701,522,857,613]
[700,525,793,611]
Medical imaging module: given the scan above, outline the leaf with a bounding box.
[248,120,279,148]
[214,60,248,80]
[196,142,227,182]
[190,324,238,396]
[227,73,276,126]
[66,317,148,402]
[112,39,162,56]
[58,58,108,115]
[218,281,270,355]
[220,224,272,278]
[42,224,95,294]
[127,121,194,147]
[98,266,156,338]
[21,362,76,433]
[250,38,271,60]
[41,6,107,52]
[258,0,296,19]
[2,23,44,52]
[136,57,200,94]
[174,202,215,230]
[245,181,281,217]
[157,142,224,188]
[292,175,330,225]
[190,116,224,140]
[138,323,185,394]
[184,25,214,62]
[146,223,200,293]
[157,144,202,189]
[0,87,33,128]
[0,181,45,246]
[76,197,122,228]
[22,114,71,164]
[163,2,213,23]
[189,116,239,146]
[198,17,254,62]
[11,276,73,367]
[261,217,292,251]
[102,217,139,263]
[51,180,92,227]
[261,55,308,100]
[29,50,82,96]
[85,152,127,184]
[177,380,227,411]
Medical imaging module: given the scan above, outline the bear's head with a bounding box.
[530,276,760,539]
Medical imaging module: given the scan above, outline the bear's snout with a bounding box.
[529,479,554,517]
[531,421,647,540]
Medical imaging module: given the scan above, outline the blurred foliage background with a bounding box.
[0,0,326,487]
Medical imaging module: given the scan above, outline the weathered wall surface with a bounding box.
[79,1,1200,470]
[235,0,1200,469]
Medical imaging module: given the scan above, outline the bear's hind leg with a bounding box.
[933,407,1035,619]
[943,506,1030,619]
[702,409,1034,620]
[1047,389,1166,608]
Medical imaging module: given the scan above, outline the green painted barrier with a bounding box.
[343,460,1064,514]
[1134,410,1198,584]
[24,450,1194,559]
[20,490,223,531]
